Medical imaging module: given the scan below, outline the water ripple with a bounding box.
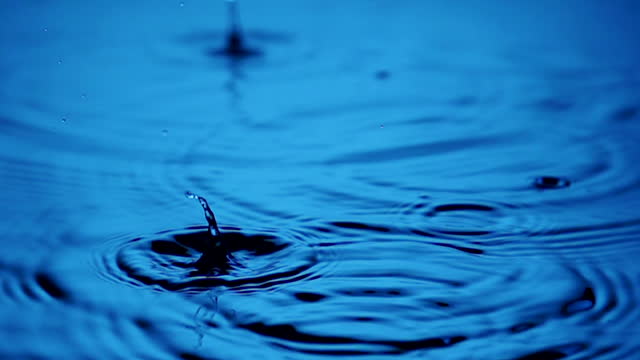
[99,226,322,294]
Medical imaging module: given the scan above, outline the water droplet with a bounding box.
[179,2,184,7]
[80,93,87,100]
[161,129,168,136]
[61,117,67,123]
[57,59,62,65]
[380,124,384,128]
[43,28,48,32]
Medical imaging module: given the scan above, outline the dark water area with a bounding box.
[1,0,640,359]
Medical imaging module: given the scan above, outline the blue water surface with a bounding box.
[1,1,640,359]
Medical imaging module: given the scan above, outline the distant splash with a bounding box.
[215,0,261,58]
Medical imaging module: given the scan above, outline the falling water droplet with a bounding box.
[57,59,62,65]
[161,129,168,136]
[80,93,87,100]
[179,2,184,7]
[380,124,384,128]
[61,117,67,123]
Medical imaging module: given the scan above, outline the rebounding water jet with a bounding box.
[185,191,221,237]
[185,191,287,273]
[185,191,229,271]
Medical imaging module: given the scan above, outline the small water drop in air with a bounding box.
[61,117,67,123]
[161,129,168,136]
[179,2,184,7]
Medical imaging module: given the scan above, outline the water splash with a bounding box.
[219,0,260,57]
[185,191,221,237]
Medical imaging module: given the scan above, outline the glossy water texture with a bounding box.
[2,1,640,359]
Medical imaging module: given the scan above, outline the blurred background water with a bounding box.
[1,1,640,359]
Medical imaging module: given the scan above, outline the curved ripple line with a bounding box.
[98,225,323,294]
